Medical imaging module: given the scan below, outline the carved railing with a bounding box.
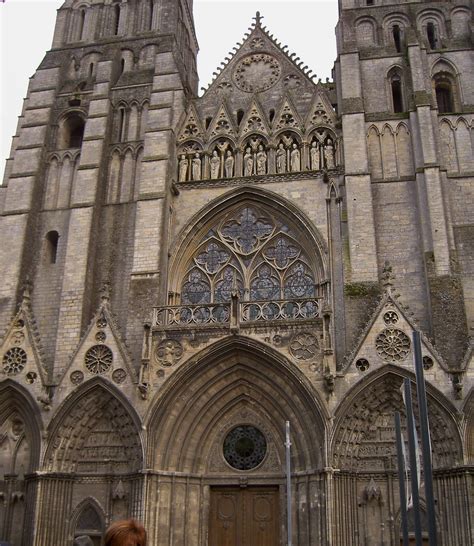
[152,304,231,327]
[240,299,320,323]
[152,298,322,328]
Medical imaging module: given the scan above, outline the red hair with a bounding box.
[104,519,146,546]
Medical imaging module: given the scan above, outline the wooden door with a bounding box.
[210,486,279,546]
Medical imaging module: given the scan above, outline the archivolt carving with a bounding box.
[147,338,327,472]
[45,385,142,473]
[332,373,462,471]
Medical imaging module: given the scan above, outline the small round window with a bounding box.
[223,425,267,470]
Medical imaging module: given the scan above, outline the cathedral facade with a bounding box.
[0,0,473,545]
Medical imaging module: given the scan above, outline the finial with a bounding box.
[382,261,395,294]
[254,11,263,26]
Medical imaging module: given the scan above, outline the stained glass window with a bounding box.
[223,426,267,470]
[180,205,317,304]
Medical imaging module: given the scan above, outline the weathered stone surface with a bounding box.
[0,1,472,545]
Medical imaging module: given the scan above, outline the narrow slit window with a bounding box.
[237,109,244,126]
[78,9,86,41]
[391,76,404,113]
[113,4,121,35]
[118,108,126,141]
[46,231,59,264]
[148,0,154,30]
[392,25,402,52]
[427,22,437,49]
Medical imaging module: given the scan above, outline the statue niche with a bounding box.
[210,139,235,180]
[243,136,268,176]
[276,133,302,173]
[310,130,337,170]
[177,141,203,182]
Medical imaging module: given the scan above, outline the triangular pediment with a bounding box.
[305,88,337,129]
[344,293,448,378]
[177,104,205,143]
[200,12,317,98]
[239,99,270,137]
[0,287,50,407]
[207,102,237,139]
[273,95,302,132]
[57,294,138,396]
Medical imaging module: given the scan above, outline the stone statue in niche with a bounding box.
[192,152,202,180]
[290,143,301,172]
[244,147,254,176]
[210,150,220,179]
[225,150,234,178]
[276,143,286,173]
[324,140,335,169]
[256,144,267,175]
[310,141,320,170]
[178,154,188,181]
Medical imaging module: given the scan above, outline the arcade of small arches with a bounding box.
[177,129,339,182]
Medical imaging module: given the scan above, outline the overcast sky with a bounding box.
[0,0,338,171]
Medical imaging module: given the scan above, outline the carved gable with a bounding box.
[239,100,270,137]
[273,96,301,132]
[306,89,337,129]
[57,296,137,400]
[177,104,205,143]
[0,289,49,406]
[346,295,447,381]
[208,103,237,139]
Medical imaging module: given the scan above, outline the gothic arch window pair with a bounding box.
[178,204,321,306]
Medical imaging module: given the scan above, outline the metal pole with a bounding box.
[285,421,292,546]
[413,330,438,545]
[395,411,409,546]
[404,378,423,546]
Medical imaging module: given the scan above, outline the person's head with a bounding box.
[103,519,146,546]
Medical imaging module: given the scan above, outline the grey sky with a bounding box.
[0,0,338,171]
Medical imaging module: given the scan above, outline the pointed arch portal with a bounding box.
[145,337,328,546]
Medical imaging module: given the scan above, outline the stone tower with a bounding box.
[0,0,472,545]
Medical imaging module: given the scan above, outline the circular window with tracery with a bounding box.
[375,328,411,362]
[84,345,113,374]
[3,347,27,375]
[223,426,267,470]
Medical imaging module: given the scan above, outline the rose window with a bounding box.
[84,345,113,374]
[3,347,27,375]
[233,54,281,93]
[223,426,267,470]
[375,328,411,362]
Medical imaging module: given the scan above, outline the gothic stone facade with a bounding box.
[0,0,473,545]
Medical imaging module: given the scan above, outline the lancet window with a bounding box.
[180,205,319,305]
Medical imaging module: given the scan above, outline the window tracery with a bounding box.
[180,205,318,304]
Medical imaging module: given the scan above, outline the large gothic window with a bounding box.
[180,205,319,305]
